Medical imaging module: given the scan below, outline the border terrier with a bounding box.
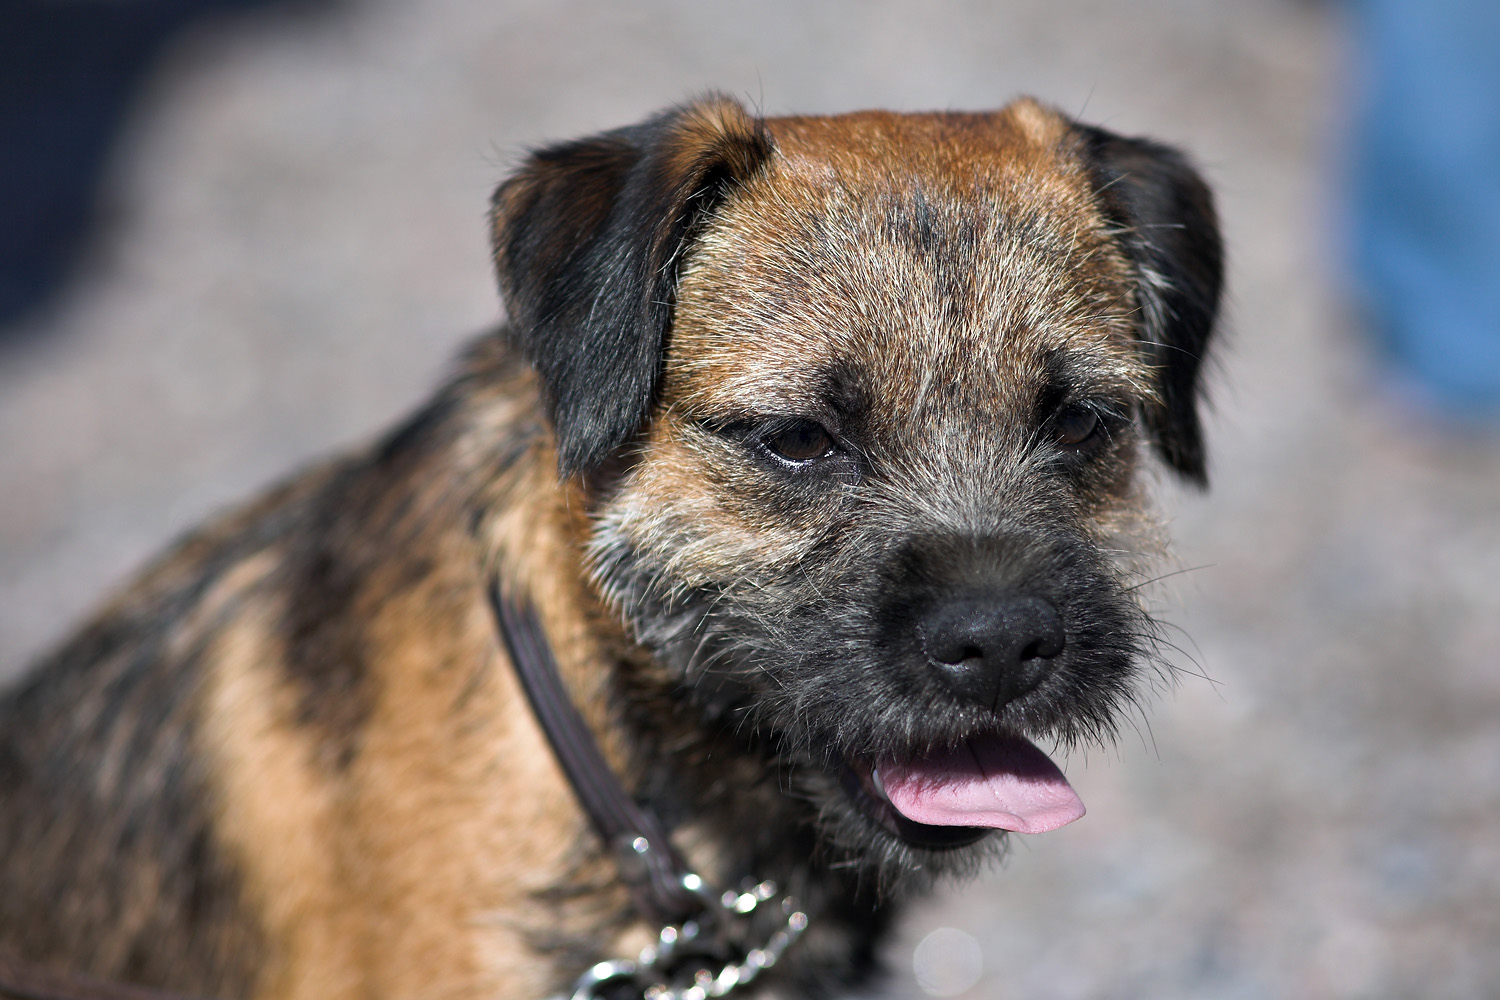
[0,95,1221,1000]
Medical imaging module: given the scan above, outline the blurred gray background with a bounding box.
[3,1,1498,997]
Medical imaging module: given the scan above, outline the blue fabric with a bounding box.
[1349,0,1500,410]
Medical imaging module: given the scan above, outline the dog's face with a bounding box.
[492,97,1220,880]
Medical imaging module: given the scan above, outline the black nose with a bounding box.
[918,594,1066,710]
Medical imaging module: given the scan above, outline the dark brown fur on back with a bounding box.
[0,95,1221,1000]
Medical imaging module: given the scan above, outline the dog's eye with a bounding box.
[1052,405,1101,448]
[763,421,835,463]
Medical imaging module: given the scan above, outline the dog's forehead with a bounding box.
[667,101,1149,421]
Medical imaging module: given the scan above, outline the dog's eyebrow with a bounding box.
[1034,348,1144,417]
[817,358,871,423]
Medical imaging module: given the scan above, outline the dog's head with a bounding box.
[492,96,1221,878]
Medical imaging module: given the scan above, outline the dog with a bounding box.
[0,95,1221,1000]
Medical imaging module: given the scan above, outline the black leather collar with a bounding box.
[487,582,702,926]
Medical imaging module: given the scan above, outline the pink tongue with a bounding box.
[879,735,1085,834]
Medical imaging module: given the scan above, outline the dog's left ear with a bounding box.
[1075,125,1224,487]
[491,96,774,479]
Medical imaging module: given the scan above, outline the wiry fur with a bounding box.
[0,95,1220,999]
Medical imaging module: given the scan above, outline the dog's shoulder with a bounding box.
[0,330,553,995]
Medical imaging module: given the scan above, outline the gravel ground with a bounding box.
[3,2,1498,997]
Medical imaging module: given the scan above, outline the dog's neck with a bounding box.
[449,342,890,991]
[477,448,874,987]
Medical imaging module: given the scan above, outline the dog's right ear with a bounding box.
[491,97,773,479]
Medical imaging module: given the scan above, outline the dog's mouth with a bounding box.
[841,733,1086,850]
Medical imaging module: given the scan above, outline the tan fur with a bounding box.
[603,105,1152,602]
[0,97,1220,1000]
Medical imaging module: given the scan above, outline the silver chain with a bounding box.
[554,840,809,1000]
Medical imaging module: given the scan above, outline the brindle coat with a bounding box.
[0,96,1221,1000]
